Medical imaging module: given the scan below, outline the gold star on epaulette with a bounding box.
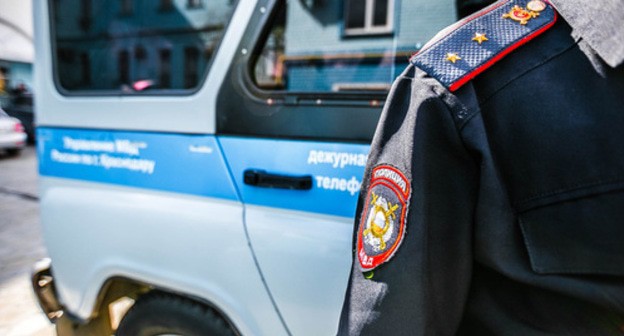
[446,53,461,63]
[472,33,488,44]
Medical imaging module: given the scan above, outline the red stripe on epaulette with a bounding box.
[449,3,558,92]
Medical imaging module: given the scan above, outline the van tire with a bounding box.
[116,292,235,336]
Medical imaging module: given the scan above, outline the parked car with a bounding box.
[0,108,27,156]
[4,93,35,144]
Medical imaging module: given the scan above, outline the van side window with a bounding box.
[221,0,457,141]
[253,0,409,94]
[50,0,237,94]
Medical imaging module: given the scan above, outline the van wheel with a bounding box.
[116,292,236,336]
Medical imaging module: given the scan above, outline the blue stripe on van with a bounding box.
[218,137,370,218]
[37,128,240,201]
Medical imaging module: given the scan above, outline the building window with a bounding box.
[80,53,91,85]
[158,0,174,12]
[118,50,129,84]
[184,47,199,89]
[187,0,202,9]
[79,0,92,31]
[0,67,8,94]
[53,0,61,23]
[120,0,133,16]
[58,48,75,63]
[344,0,394,36]
[134,45,147,61]
[159,49,171,88]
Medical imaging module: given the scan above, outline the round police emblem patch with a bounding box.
[357,165,410,271]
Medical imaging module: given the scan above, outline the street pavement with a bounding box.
[0,146,55,335]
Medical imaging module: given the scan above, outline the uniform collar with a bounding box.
[550,0,624,68]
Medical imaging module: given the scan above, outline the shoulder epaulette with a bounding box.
[411,0,557,92]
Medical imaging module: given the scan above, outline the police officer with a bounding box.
[338,0,624,334]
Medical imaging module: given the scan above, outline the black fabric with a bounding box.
[338,6,624,335]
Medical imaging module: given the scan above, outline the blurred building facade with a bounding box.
[0,0,34,104]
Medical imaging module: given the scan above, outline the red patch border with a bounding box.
[357,165,410,271]
[370,165,411,198]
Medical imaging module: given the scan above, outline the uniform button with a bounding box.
[527,0,547,12]
[457,109,468,120]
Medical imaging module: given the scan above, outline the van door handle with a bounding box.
[243,169,313,190]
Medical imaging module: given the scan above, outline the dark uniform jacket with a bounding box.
[338,0,624,334]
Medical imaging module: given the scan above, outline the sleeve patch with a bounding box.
[357,165,411,272]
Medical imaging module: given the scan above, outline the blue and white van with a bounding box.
[31,0,459,334]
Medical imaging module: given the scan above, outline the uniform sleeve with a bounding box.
[338,65,479,336]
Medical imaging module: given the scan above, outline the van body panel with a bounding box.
[220,136,368,335]
[245,205,355,336]
[39,177,287,336]
[37,128,239,201]
[219,136,369,217]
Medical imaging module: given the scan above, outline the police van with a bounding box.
[32,0,460,334]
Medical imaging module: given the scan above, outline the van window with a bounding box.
[253,0,411,94]
[218,0,457,141]
[50,0,237,94]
